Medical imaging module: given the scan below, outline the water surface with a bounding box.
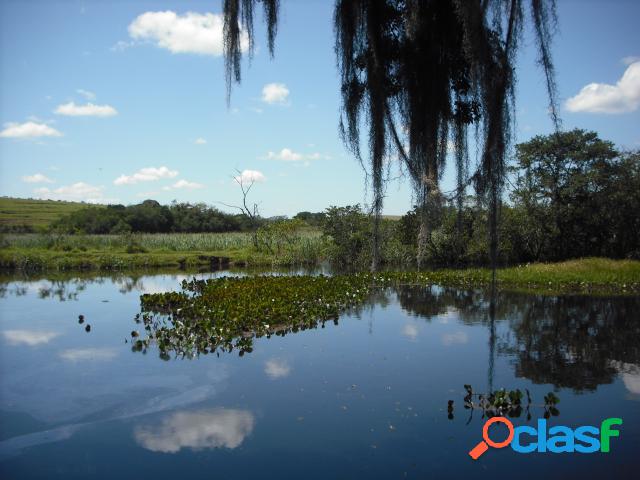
[0,271,638,479]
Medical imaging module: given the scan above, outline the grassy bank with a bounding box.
[1,233,638,293]
[0,232,327,270]
[376,258,640,294]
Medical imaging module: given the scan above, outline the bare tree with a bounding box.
[220,169,261,247]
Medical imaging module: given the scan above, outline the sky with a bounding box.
[1,0,639,217]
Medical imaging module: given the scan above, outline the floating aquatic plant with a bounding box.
[448,384,560,422]
[135,274,378,358]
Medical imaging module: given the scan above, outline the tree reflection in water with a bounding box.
[131,275,640,394]
[396,285,640,392]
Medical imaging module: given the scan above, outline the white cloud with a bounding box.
[565,61,640,114]
[441,331,469,346]
[266,148,302,162]
[22,173,54,184]
[261,83,289,104]
[622,56,640,66]
[0,121,62,138]
[114,166,178,185]
[3,330,59,346]
[76,89,96,100]
[234,169,265,184]
[59,348,118,361]
[264,359,291,379]
[55,102,117,117]
[263,148,328,163]
[134,408,255,453]
[194,137,207,145]
[35,182,108,203]
[128,11,248,56]
[164,179,205,190]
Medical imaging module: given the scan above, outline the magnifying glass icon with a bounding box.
[469,416,514,460]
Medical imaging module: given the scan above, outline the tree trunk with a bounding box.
[416,196,429,269]
[416,173,441,269]
[370,211,380,272]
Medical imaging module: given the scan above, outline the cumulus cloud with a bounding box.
[194,137,207,145]
[35,182,107,203]
[163,179,205,190]
[622,56,640,66]
[59,348,118,361]
[263,148,328,163]
[22,173,54,184]
[114,166,178,185]
[264,359,291,379]
[76,89,96,100]
[234,169,265,184]
[0,121,62,138]
[261,83,289,104]
[565,62,640,114]
[3,330,59,346]
[266,148,302,162]
[134,408,255,453]
[128,11,247,56]
[55,102,118,117]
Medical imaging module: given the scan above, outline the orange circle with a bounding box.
[482,417,514,448]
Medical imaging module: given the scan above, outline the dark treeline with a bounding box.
[323,130,640,267]
[51,200,255,234]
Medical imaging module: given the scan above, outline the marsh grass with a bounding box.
[0,231,328,270]
[1,232,638,295]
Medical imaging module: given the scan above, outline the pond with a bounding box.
[0,270,638,479]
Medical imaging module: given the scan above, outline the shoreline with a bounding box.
[0,254,637,295]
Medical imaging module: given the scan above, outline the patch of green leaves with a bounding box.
[449,385,560,421]
[137,274,376,358]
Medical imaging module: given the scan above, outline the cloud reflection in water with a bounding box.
[134,408,255,453]
[59,348,118,361]
[3,330,60,346]
[401,324,418,341]
[264,358,292,379]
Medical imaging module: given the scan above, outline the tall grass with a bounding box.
[1,232,323,252]
[0,231,329,269]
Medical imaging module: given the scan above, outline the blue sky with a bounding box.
[1,0,639,217]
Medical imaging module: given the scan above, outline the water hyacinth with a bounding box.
[137,274,377,358]
[448,385,561,421]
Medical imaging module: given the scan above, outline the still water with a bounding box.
[0,270,638,479]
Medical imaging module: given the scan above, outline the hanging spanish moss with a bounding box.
[223,0,279,103]
[222,0,558,271]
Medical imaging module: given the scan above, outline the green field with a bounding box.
[0,197,93,230]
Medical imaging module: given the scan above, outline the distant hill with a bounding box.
[0,197,99,231]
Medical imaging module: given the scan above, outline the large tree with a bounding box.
[512,129,640,260]
[221,0,558,271]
